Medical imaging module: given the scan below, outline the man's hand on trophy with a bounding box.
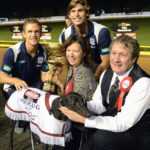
[41,71,53,83]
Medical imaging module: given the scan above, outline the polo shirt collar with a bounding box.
[71,20,94,37]
[20,40,43,54]
[20,40,27,54]
[87,20,94,36]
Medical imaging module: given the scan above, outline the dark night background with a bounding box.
[0,0,150,18]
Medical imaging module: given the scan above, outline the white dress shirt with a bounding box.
[85,67,150,132]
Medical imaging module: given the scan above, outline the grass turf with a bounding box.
[0,18,150,46]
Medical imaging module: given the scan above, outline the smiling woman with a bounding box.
[66,42,85,70]
[53,35,96,99]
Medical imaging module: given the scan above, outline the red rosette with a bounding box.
[115,76,133,111]
[120,76,133,92]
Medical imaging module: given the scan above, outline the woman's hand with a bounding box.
[41,71,52,83]
[52,66,64,94]
[59,106,86,124]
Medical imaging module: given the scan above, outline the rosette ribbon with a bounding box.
[115,76,133,111]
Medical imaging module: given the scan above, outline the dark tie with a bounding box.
[109,76,120,107]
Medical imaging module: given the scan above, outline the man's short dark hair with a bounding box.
[23,18,41,32]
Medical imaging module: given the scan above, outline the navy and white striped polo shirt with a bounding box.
[59,20,111,64]
[1,41,49,86]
